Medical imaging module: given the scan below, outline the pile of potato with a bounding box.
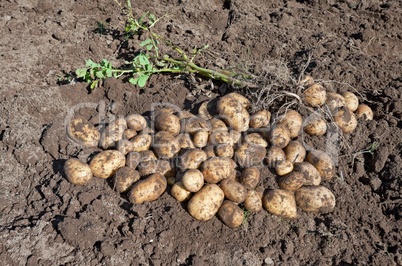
[64,76,373,227]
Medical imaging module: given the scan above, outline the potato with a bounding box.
[217,94,250,132]
[226,92,250,109]
[154,112,180,135]
[284,141,306,163]
[201,157,234,183]
[215,143,234,158]
[299,75,314,87]
[167,176,176,186]
[210,118,228,132]
[175,110,194,120]
[126,151,141,169]
[171,182,192,202]
[217,200,244,228]
[262,189,297,219]
[123,129,137,140]
[183,116,210,134]
[295,186,336,213]
[67,118,100,147]
[188,184,225,221]
[275,160,293,176]
[129,173,167,204]
[355,104,373,120]
[265,147,286,168]
[209,130,231,145]
[182,169,204,192]
[64,158,93,185]
[249,110,271,128]
[304,118,327,136]
[243,190,263,212]
[126,114,147,131]
[228,130,241,145]
[277,110,303,138]
[117,139,134,155]
[304,84,326,107]
[114,166,140,192]
[325,93,347,113]
[294,162,321,186]
[333,106,358,133]
[180,148,208,170]
[244,133,268,148]
[203,145,216,159]
[268,125,290,149]
[198,101,213,120]
[343,92,359,112]
[156,159,176,178]
[240,167,260,190]
[90,150,126,179]
[152,131,181,159]
[193,129,209,148]
[179,133,196,149]
[140,127,155,135]
[131,134,152,152]
[255,186,265,198]
[306,150,335,181]
[99,118,127,149]
[141,150,158,162]
[220,179,247,203]
[235,142,266,167]
[278,172,305,191]
[137,159,158,177]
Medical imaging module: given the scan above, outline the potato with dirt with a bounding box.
[126,114,147,131]
[67,118,100,147]
[171,182,192,202]
[306,150,335,181]
[89,150,126,179]
[240,167,260,190]
[188,184,225,221]
[114,166,140,193]
[277,110,303,138]
[182,169,204,192]
[154,112,181,135]
[220,178,248,204]
[275,160,294,176]
[179,148,208,170]
[152,131,181,159]
[244,133,268,148]
[215,143,234,158]
[210,118,228,132]
[262,189,297,219]
[209,130,231,145]
[294,162,321,186]
[243,190,263,212]
[268,125,290,149]
[235,142,266,167]
[278,171,305,191]
[343,92,359,112]
[217,94,250,132]
[129,173,167,204]
[193,129,209,148]
[117,139,134,155]
[126,151,141,169]
[333,106,358,133]
[249,110,271,128]
[183,116,210,134]
[303,84,327,106]
[201,157,235,183]
[179,133,196,149]
[217,200,244,227]
[295,186,336,213]
[304,117,327,136]
[355,104,373,120]
[325,93,347,113]
[131,134,152,152]
[266,146,286,168]
[284,141,306,163]
[99,118,127,149]
[64,158,93,185]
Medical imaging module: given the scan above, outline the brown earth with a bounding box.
[1,0,401,265]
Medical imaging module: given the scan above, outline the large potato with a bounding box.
[343,92,359,112]
[152,131,181,159]
[278,172,305,191]
[154,112,181,135]
[188,184,225,221]
[129,173,167,204]
[268,125,290,149]
[217,94,250,132]
[235,142,266,167]
[99,118,127,149]
[220,179,247,203]
[295,186,336,213]
[180,148,208,170]
[171,182,192,202]
[304,84,326,107]
[114,166,140,193]
[325,93,347,113]
[126,114,147,131]
[277,110,303,138]
[244,190,263,212]
[306,150,335,181]
[67,118,100,147]
[240,167,260,190]
[244,133,268,148]
[304,118,327,136]
[217,200,244,228]
[90,150,126,179]
[182,169,204,192]
[355,104,373,120]
[249,110,271,128]
[201,157,234,183]
[294,162,321,186]
[64,158,93,185]
[334,106,357,133]
[193,129,209,148]
[131,134,152,152]
[266,147,286,168]
[284,141,306,163]
[262,189,297,219]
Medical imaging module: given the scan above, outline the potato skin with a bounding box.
[304,84,326,107]
[123,129,137,140]
[209,130,231,145]
[129,173,167,204]
[249,110,271,128]
[126,114,147,131]
[126,151,141,169]
[217,200,244,228]
[275,160,294,176]
[244,133,268,148]
[226,92,250,109]
[355,104,373,120]
[284,141,306,163]
[67,118,100,147]
[265,147,286,168]
[182,169,204,192]
[210,118,228,132]
[268,125,290,149]
[235,142,266,167]
[154,112,181,135]
[201,157,234,183]
[220,179,247,203]
[64,158,93,185]
[215,143,234,158]
[183,116,210,134]
[333,107,357,133]
[203,145,216,159]
[304,118,327,136]
[117,139,134,155]
[131,134,152,152]
[262,189,297,219]
[325,93,347,113]
[295,186,336,213]
[114,166,140,192]
[152,131,181,159]
[99,118,127,149]
[278,110,303,138]
[90,150,126,179]
[240,167,260,190]
[294,162,321,186]
[179,133,196,149]
[343,92,359,112]
[188,184,225,221]
[244,190,263,212]
[171,182,192,202]
[306,150,335,181]
[193,129,209,148]
[217,94,250,132]
[278,171,305,191]
[180,148,208,170]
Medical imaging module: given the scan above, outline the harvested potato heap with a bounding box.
[64,77,374,228]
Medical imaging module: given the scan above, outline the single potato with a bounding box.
[226,92,250,109]
[278,171,305,191]
[67,118,100,147]
[306,150,335,181]
[220,179,248,203]
[210,118,228,132]
[171,182,192,202]
[201,157,234,183]
[266,147,286,168]
[333,106,358,133]
[154,112,181,135]
[284,141,306,163]
[131,134,152,152]
[304,118,327,136]
[217,200,244,228]
[262,189,297,219]
[295,186,336,213]
[240,167,260,190]
[277,110,303,138]
[209,130,231,145]
[180,148,208,170]
[126,114,147,131]
[244,133,268,148]
[114,166,140,193]
[90,150,126,179]
[217,94,250,132]
[182,169,204,192]
[343,92,359,112]
[235,142,266,167]
[294,162,321,186]
[129,173,167,204]
[249,110,271,128]
[355,104,373,120]
[188,184,225,221]
[268,125,290,149]
[193,129,209,148]
[117,139,134,155]
[123,128,137,140]
[64,158,93,185]
[215,143,234,158]
[243,190,263,212]
[304,84,327,107]
[152,131,181,159]
[275,160,294,176]
[325,93,347,113]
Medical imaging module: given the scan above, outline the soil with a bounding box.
[1,0,401,265]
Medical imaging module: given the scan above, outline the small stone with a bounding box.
[370,177,382,191]
[264,257,274,264]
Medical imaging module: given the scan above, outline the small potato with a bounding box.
[152,131,181,159]
[129,173,167,204]
[123,129,137,140]
[355,104,373,120]
[198,100,219,120]
[275,160,293,176]
[137,160,158,177]
[268,125,290,149]
[228,130,241,145]
[304,118,327,136]
[126,114,147,131]
[67,118,100,147]
[284,141,306,163]
[117,139,134,155]
[131,134,152,152]
[334,107,358,133]
[179,133,196,149]
[220,179,247,204]
[244,133,268,148]
[277,110,303,138]
[193,129,209,148]
[114,166,140,193]
[226,92,250,109]
[171,182,192,202]
[325,93,347,113]
[126,151,141,169]
[167,177,176,186]
[295,186,336,213]
[304,84,326,107]
[343,92,359,112]
[240,167,260,190]
[244,190,263,212]
[265,147,286,168]
[100,118,127,149]
[249,110,271,128]
[141,150,158,162]
[235,142,266,168]
[217,200,244,228]
[182,169,204,193]
[278,172,305,191]
[90,150,126,179]
[154,112,181,135]
[64,158,93,185]
[217,94,250,132]
[306,150,335,181]
[183,116,210,134]
[203,145,216,159]
[215,143,234,158]
[294,162,321,186]
[299,75,315,87]
[188,184,225,221]
[201,157,234,183]
[210,118,228,132]
[262,189,297,219]
[209,130,231,145]
[180,148,208,170]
